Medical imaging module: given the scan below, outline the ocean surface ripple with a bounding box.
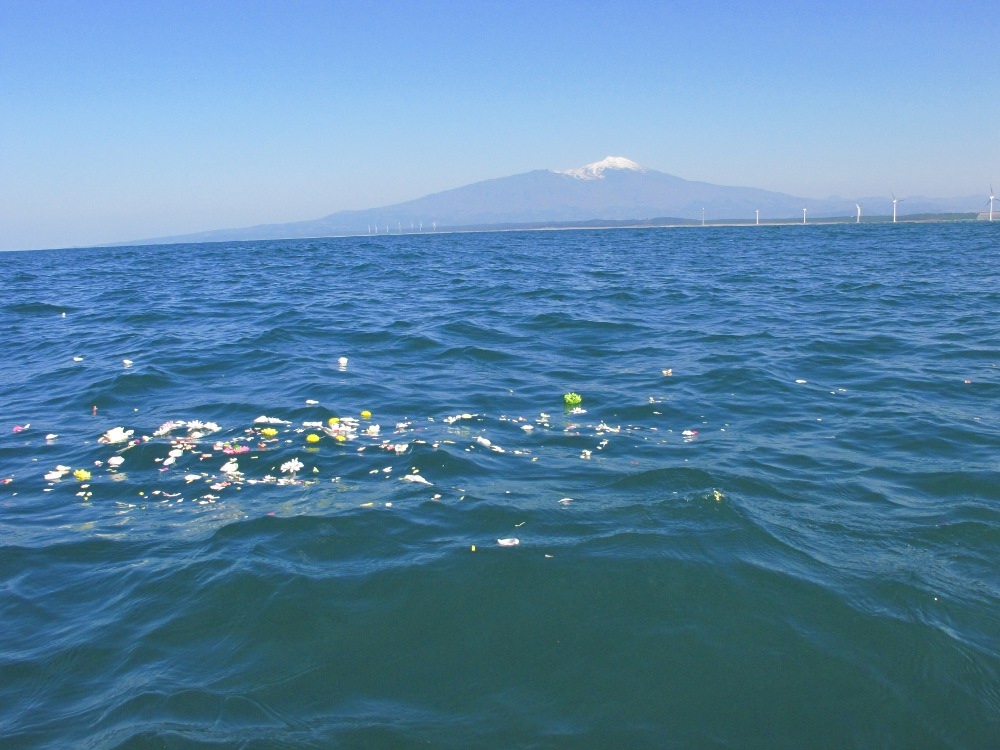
[2,224,999,748]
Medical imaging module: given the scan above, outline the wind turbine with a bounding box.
[988,185,995,221]
[802,208,807,224]
[701,208,705,226]
[756,209,759,225]
[855,203,861,223]
[891,192,905,223]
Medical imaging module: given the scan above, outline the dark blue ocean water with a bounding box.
[2,223,999,748]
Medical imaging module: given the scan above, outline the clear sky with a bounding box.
[2,0,998,250]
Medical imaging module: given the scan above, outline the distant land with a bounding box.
[128,157,991,245]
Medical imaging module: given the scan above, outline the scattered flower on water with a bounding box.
[281,458,304,474]
[100,427,134,444]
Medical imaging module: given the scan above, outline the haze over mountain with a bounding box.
[133,157,983,245]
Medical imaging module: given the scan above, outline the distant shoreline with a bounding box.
[6,212,990,253]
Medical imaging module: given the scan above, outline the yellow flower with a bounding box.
[306,434,320,443]
[260,427,278,437]
[360,410,372,419]
[73,469,91,481]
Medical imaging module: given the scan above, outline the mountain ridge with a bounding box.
[127,157,987,245]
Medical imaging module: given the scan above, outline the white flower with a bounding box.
[280,458,304,474]
[401,474,432,485]
[220,459,239,474]
[99,427,134,444]
[154,421,183,436]
[107,456,125,467]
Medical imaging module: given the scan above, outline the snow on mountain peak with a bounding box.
[556,156,646,180]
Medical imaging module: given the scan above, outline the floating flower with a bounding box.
[220,459,239,474]
[306,434,321,443]
[563,392,582,407]
[107,456,125,468]
[402,474,432,485]
[153,421,179,436]
[280,458,303,475]
[73,469,91,481]
[361,410,372,419]
[99,427,134,444]
[260,428,278,437]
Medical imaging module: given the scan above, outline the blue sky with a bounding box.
[2,0,998,250]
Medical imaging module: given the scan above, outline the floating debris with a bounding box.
[99,427,133,444]
[401,474,432,485]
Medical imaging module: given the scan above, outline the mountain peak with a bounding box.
[556,156,646,180]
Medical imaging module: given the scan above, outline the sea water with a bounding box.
[1,223,998,748]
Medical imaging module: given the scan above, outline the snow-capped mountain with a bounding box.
[130,158,982,245]
[556,156,647,180]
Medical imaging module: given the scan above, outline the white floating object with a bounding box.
[107,456,124,467]
[795,379,807,384]
[254,416,291,424]
[520,424,533,432]
[475,436,491,447]
[558,497,573,505]
[305,399,318,405]
[402,474,432,485]
[338,357,348,365]
[497,538,520,547]
[280,458,303,474]
[100,426,134,444]
[45,434,58,440]
[183,474,201,483]
[123,359,133,368]
[220,460,239,474]
[72,356,83,362]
